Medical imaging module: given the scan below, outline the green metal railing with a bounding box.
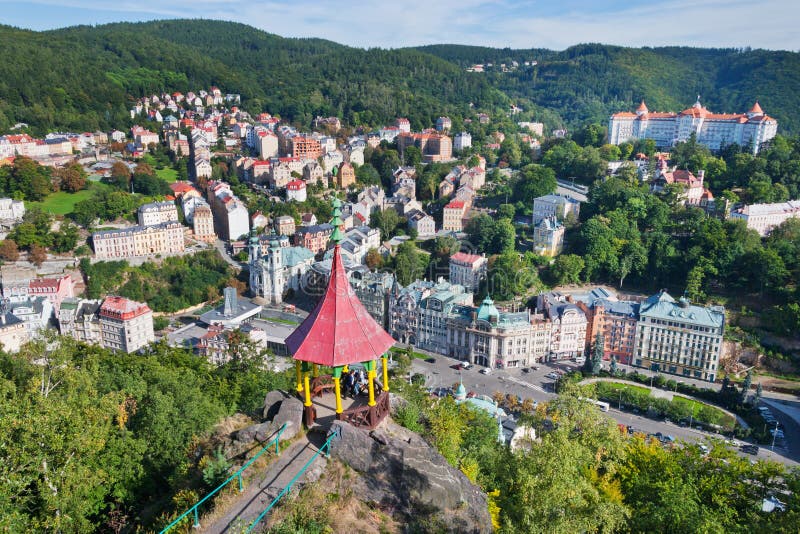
[246,428,339,533]
[160,423,287,533]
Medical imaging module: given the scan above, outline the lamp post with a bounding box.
[618,390,622,411]
[771,420,779,451]
[689,403,696,429]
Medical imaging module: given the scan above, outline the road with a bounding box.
[409,356,798,467]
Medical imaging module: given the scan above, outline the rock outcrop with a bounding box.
[329,419,492,534]
[234,392,303,445]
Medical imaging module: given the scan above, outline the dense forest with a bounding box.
[0,20,506,135]
[415,44,800,135]
[0,21,798,136]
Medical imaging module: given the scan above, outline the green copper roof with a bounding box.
[639,290,724,328]
[477,295,500,322]
[329,197,344,244]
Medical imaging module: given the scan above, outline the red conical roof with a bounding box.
[286,245,395,366]
[749,101,763,114]
[636,100,649,113]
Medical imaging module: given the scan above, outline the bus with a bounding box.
[579,397,610,412]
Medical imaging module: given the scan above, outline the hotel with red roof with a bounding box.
[609,99,777,154]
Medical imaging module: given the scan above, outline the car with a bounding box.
[480,367,492,375]
[532,365,540,371]
[522,367,531,373]
[461,362,472,370]
[740,444,760,455]
[546,372,560,379]
[698,444,710,454]
[425,357,436,364]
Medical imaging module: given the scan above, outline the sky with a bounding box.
[1,0,798,51]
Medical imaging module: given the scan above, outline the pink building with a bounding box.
[28,275,75,311]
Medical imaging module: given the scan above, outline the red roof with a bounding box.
[451,251,484,265]
[749,101,763,114]
[286,179,306,190]
[99,296,151,320]
[285,245,395,366]
[445,200,465,209]
[636,100,649,113]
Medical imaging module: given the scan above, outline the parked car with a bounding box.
[522,367,531,373]
[461,362,472,370]
[480,367,492,375]
[425,357,436,364]
[740,444,760,455]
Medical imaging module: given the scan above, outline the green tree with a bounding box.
[370,208,400,241]
[513,164,557,205]
[548,254,585,286]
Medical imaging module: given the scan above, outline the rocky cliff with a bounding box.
[328,419,493,534]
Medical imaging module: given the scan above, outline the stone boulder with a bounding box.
[235,395,304,446]
[262,390,290,421]
[329,420,492,533]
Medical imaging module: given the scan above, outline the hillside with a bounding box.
[0,20,798,136]
[415,44,800,134]
[0,20,507,135]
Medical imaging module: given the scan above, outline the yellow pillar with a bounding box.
[295,361,303,393]
[333,376,343,414]
[303,373,312,407]
[343,365,349,373]
[382,356,390,392]
[367,370,376,407]
[312,363,319,377]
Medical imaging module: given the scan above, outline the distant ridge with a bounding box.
[0,19,797,135]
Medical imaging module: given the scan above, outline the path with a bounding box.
[199,431,327,534]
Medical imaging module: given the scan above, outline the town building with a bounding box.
[436,116,452,132]
[289,136,322,160]
[407,209,436,238]
[532,194,581,224]
[286,179,307,202]
[0,198,25,222]
[257,130,279,159]
[579,298,639,365]
[92,222,185,259]
[58,298,102,345]
[208,181,249,241]
[294,223,334,255]
[249,232,315,305]
[650,160,713,208]
[275,215,296,236]
[199,287,262,328]
[350,271,395,330]
[388,279,435,344]
[729,200,800,236]
[334,226,381,265]
[442,200,468,232]
[447,296,536,369]
[137,201,178,226]
[7,296,52,339]
[397,132,453,162]
[303,161,325,185]
[192,205,216,242]
[27,275,75,312]
[0,311,29,353]
[416,281,473,355]
[633,291,724,382]
[538,292,588,360]
[532,217,565,257]
[608,100,778,154]
[335,161,356,189]
[453,132,472,152]
[449,252,487,292]
[98,296,155,353]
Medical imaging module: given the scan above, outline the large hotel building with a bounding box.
[92,222,185,259]
[608,99,777,154]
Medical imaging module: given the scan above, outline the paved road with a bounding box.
[409,356,798,467]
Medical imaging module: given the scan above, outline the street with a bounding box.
[409,356,798,467]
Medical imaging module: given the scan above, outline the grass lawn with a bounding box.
[263,316,299,326]
[672,396,736,427]
[390,346,429,360]
[599,381,651,395]
[30,189,94,215]
[156,168,179,183]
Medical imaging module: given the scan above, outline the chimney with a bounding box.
[223,287,237,317]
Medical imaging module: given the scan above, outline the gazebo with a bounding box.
[285,199,396,429]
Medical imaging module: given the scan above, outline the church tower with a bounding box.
[248,230,263,297]
[265,234,284,304]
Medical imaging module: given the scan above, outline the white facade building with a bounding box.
[609,100,778,154]
[729,200,800,236]
[453,132,472,152]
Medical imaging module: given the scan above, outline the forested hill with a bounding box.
[415,44,800,135]
[0,20,507,135]
[1,19,798,136]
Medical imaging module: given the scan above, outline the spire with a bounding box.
[748,101,764,116]
[693,95,702,108]
[636,100,649,115]
[329,197,344,244]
